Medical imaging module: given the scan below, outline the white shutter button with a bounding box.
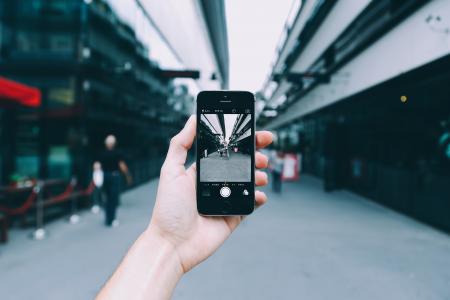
[220,187,231,198]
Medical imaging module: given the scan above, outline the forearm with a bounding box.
[119,161,129,175]
[96,228,183,300]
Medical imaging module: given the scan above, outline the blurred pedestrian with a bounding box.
[91,161,104,214]
[94,135,132,227]
[271,151,284,193]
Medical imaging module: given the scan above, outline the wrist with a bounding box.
[142,226,184,276]
[98,227,184,300]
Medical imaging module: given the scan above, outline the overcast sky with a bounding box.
[225,0,294,93]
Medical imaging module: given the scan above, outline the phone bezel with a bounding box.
[196,91,255,216]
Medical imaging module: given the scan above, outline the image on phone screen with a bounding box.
[199,113,251,182]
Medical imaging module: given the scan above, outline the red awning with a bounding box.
[0,77,41,107]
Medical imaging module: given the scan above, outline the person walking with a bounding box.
[94,135,132,227]
[271,151,284,193]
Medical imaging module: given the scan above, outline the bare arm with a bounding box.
[119,161,132,185]
[118,161,128,174]
[96,229,183,300]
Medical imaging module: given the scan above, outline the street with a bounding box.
[0,176,449,300]
[200,151,251,182]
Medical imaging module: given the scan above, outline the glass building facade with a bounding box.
[0,0,228,186]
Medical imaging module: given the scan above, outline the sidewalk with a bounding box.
[0,176,449,300]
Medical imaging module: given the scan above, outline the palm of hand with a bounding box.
[151,165,241,273]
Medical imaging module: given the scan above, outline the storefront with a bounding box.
[0,76,41,185]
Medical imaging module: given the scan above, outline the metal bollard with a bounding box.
[31,182,46,240]
[69,178,80,224]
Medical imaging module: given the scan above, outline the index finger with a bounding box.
[256,131,273,149]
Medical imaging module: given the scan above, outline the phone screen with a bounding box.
[196,91,255,215]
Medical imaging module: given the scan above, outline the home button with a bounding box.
[220,186,231,198]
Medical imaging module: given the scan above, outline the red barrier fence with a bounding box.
[0,179,94,243]
[0,188,38,215]
[0,213,7,243]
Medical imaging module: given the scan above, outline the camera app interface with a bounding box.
[198,110,253,202]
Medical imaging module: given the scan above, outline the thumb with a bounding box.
[163,115,196,169]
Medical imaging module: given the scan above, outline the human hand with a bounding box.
[96,116,272,300]
[147,115,273,273]
[125,174,133,186]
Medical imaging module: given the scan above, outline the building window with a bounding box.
[16,31,42,52]
[47,146,71,179]
[49,34,74,53]
[15,0,79,18]
[15,31,74,55]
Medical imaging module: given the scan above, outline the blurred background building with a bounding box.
[0,0,228,187]
[258,0,450,231]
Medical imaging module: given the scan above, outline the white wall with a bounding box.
[290,0,371,72]
[267,0,450,129]
[140,0,222,90]
[268,0,370,106]
[107,0,222,91]
[266,0,319,103]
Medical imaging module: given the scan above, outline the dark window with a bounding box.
[14,0,79,18]
[16,30,42,52]
[49,34,74,53]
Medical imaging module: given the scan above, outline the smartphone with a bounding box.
[196,91,255,215]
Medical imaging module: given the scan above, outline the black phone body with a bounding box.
[196,91,255,216]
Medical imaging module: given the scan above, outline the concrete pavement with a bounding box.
[0,176,449,299]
